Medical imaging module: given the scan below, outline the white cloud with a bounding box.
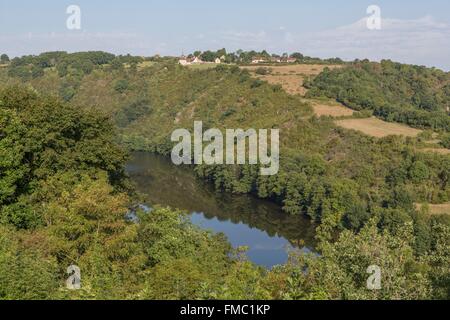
[0,32,159,57]
[216,16,450,70]
[2,16,449,70]
[297,15,450,70]
[220,31,268,45]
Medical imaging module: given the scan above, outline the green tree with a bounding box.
[0,226,60,300]
[280,220,432,300]
[0,108,28,207]
[1,54,10,63]
[114,79,130,93]
[409,161,430,183]
[110,58,124,70]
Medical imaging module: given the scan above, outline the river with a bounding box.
[126,152,316,268]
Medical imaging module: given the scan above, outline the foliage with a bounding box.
[441,134,450,149]
[0,86,128,228]
[307,60,450,131]
[0,54,10,64]
[114,79,130,93]
[277,220,433,300]
[0,54,449,300]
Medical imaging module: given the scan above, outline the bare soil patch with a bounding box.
[335,117,422,138]
[310,101,354,117]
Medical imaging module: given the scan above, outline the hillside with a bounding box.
[306,60,450,131]
[2,52,449,227]
[1,51,449,299]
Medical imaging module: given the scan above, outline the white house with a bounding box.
[179,56,204,66]
[283,57,297,63]
[179,56,189,66]
[251,56,268,64]
[190,56,203,64]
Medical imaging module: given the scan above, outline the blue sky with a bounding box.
[1,0,450,69]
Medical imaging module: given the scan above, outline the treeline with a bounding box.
[6,51,145,81]
[1,85,448,300]
[306,60,450,131]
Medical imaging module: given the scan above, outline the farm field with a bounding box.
[241,64,341,96]
[335,117,423,138]
[242,64,352,117]
[308,99,354,117]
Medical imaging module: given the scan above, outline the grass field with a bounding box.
[416,203,450,215]
[241,64,340,75]
[241,64,341,96]
[187,63,219,70]
[335,117,423,138]
[309,100,354,117]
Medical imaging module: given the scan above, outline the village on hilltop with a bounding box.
[178,51,299,66]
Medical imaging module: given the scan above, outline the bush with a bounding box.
[114,79,130,93]
[441,134,450,149]
[0,54,9,63]
[255,67,271,75]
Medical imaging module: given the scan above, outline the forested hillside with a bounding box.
[0,52,449,299]
[306,60,450,131]
[0,85,261,299]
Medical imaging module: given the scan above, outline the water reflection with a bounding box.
[126,152,316,267]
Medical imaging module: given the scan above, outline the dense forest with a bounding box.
[0,52,449,300]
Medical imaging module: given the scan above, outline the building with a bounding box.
[179,56,204,66]
[252,55,297,64]
[280,57,297,63]
[251,56,268,64]
[270,56,281,63]
[178,56,189,66]
[190,56,203,64]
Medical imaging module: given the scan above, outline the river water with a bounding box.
[126,152,316,268]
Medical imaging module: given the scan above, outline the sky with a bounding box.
[1,0,450,70]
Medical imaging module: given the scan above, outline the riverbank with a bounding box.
[126,152,316,267]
